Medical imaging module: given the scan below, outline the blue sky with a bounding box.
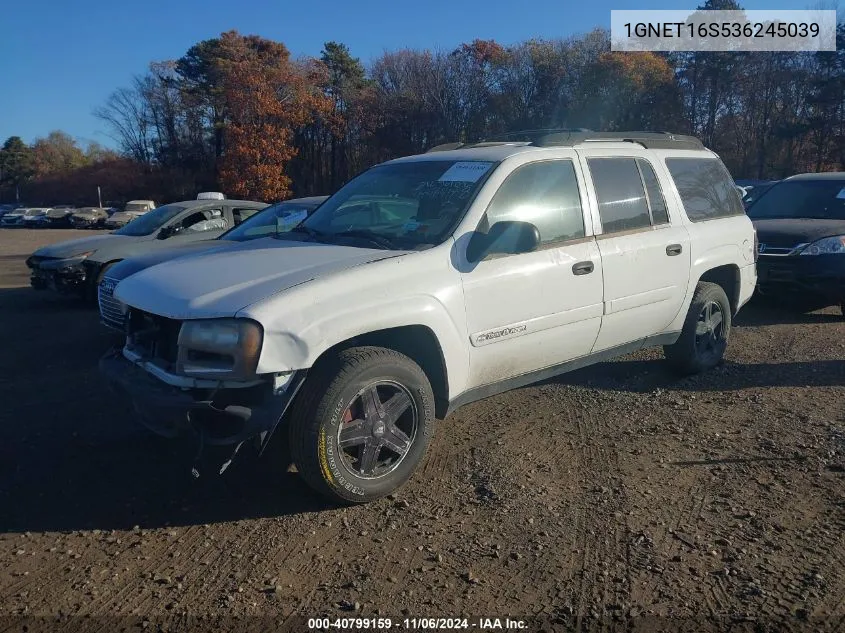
[1,0,809,147]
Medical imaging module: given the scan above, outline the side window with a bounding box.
[587,158,651,233]
[484,160,585,245]
[636,159,669,225]
[182,209,227,232]
[665,158,744,222]
[232,207,262,225]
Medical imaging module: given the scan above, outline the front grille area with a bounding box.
[126,309,182,368]
[98,276,128,331]
[757,242,808,257]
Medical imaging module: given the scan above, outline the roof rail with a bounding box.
[537,131,705,150]
[482,128,594,143]
[425,130,704,153]
[426,142,466,153]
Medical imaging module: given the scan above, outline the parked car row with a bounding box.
[1,207,53,227]
[0,200,158,230]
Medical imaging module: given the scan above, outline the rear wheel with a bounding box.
[288,346,435,504]
[664,282,731,375]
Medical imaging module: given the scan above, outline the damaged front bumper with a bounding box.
[27,255,88,293]
[99,347,305,449]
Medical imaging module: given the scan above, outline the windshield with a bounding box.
[300,160,496,248]
[113,204,186,236]
[125,203,150,213]
[222,201,319,241]
[748,180,845,220]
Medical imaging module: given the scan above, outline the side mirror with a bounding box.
[467,221,541,262]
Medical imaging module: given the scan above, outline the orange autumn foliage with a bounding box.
[217,31,330,201]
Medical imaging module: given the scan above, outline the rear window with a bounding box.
[666,158,744,222]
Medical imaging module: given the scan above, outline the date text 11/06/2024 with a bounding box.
[307,617,528,630]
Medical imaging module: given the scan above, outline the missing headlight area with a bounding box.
[126,309,182,369]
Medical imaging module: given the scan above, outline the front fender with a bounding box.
[237,252,469,393]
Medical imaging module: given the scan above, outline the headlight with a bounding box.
[800,235,845,256]
[177,318,263,379]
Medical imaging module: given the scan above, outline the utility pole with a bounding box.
[97,186,102,208]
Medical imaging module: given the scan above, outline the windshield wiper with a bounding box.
[331,229,396,250]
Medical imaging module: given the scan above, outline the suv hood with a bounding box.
[115,241,405,320]
[34,234,133,259]
[752,218,845,248]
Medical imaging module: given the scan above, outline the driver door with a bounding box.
[459,155,604,390]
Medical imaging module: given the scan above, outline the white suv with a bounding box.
[100,131,757,503]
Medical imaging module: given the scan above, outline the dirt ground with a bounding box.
[0,228,843,633]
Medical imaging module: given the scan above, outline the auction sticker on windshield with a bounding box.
[438,161,493,182]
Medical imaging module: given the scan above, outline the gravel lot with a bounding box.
[1,229,843,632]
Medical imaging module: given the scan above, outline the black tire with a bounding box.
[664,282,731,376]
[288,346,435,504]
[85,261,118,303]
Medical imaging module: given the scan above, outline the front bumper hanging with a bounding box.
[99,348,305,449]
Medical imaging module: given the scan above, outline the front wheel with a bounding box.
[664,282,731,375]
[288,346,435,504]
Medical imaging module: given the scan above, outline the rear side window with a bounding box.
[636,159,669,224]
[588,158,651,233]
[666,158,744,221]
[484,159,585,245]
[232,207,262,225]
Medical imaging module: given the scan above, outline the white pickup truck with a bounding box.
[100,131,757,503]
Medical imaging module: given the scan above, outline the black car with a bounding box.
[750,173,845,314]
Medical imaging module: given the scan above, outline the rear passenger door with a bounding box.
[578,150,691,351]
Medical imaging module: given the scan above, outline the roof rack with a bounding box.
[426,129,704,152]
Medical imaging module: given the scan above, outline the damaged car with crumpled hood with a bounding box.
[27,197,267,300]
[98,196,327,330]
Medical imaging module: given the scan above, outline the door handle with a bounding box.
[666,244,683,256]
[572,261,594,275]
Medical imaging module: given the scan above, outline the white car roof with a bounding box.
[385,144,536,165]
[386,134,711,166]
